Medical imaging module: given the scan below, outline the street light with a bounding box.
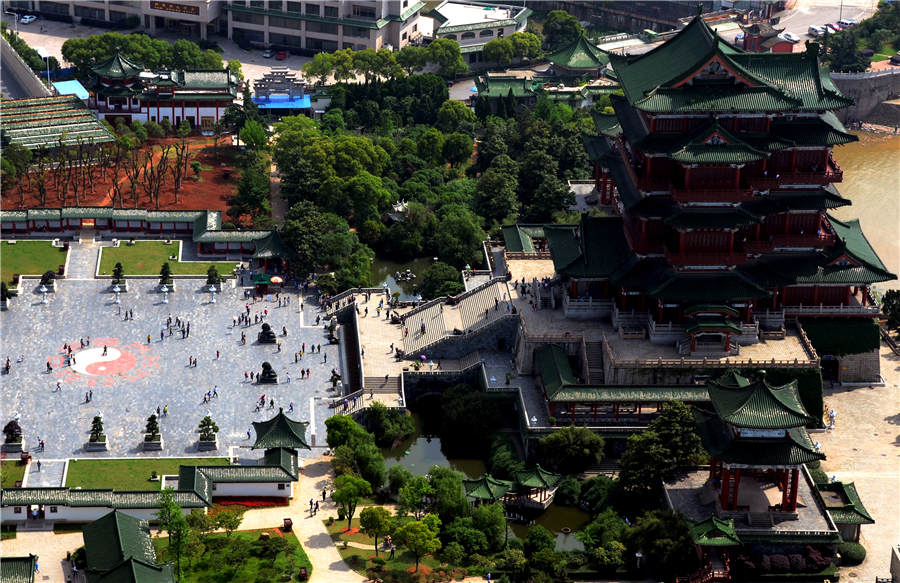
[160,284,169,304]
[36,47,51,86]
[4,12,18,35]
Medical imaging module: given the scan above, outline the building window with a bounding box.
[232,27,265,43]
[278,483,287,490]
[285,1,301,12]
[352,5,376,19]
[324,5,338,17]
[413,23,417,32]
[269,15,302,29]
[37,1,70,16]
[49,506,58,513]
[231,11,265,24]
[305,3,319,16]
[211,484,217,490]
[74,5,104,19]
[343,25,369,39]
[307,21,338,34]
[403,0,409,8]
[445,34,456,40]
[402,32,407,40]
[461,32,475,40]
[270,32,303,47]
[479,29,493,38]
[306,37,338,51]
[201,116,214,131]
[250,0,266,7]
[13,507,21,514]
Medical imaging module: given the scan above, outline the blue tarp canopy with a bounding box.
[251,95,311,109]
[52,80,89,100]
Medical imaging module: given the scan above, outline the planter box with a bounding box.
[1,300,8,311]
[110,281,128,292]
[2,440,24,453]
[204,282,223,293]
[84,438,108,452]
[197,437,219,451]
[37,280,56,293]
[142,436,163,451]
[158,283,175,293]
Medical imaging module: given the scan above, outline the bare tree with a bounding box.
[169,138,191,204]
[31,147,50,208]
[140,145,172,210]
[123,139,143,208]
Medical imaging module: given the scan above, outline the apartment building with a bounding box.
[226,0,425,52]
[429,0,530,64]
[21,0,226,40]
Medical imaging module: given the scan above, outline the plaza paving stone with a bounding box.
[1,256,343,472]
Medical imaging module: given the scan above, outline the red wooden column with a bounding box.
[780,469,790,508]
[731,468,742,509]
[614,403,620,421]
[709,458,718,481]
[592,404,598,422]
[570,404,575,424]
[720,467,731,509]
[787,468,800,511]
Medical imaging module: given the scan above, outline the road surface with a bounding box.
[0,55,31,99]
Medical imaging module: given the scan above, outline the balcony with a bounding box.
[771,233,835,248]
[783,302,880,316]
[743,240,775,254]
[563,295,613,319]
[746,160,844,189]
[665,248,748,266]
[671,186,753,203]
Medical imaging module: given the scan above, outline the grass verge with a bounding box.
[98,241,237,276]
[65,457,228,490]
[0,241,67,286]
[1,460,27,488]
[154,528,312,583]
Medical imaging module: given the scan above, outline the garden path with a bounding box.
[26,459,65,487]
[65,241,100,280]
[0,530,84,583]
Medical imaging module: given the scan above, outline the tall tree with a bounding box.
[155,487,181,537]
[301,52,334,86]
[483,37,514,68]
[397,45,429,75]
[537,426,605,473]
[394,519,441,571]
[398,475,434,519]
[332,474,372,530]
[543,10,584,51]
[427,38,467,77]
[359,506,392,557]
[509,31,542,59]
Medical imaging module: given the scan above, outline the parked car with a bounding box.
[838,18,857,27]
[779,32,801,43]
[20,14,37,24]
[808,25,826,37]
[890,54,900,66]
[825,23,842,33]
[275,50,288,60]
[262,48,275,58]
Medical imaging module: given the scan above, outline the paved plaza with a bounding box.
[0,243,346,480]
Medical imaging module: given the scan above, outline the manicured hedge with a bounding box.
[800,317,880,356]
[838,541,866,566]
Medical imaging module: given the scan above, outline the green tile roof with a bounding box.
[198,465,294,483]
[463,474,513,502]
[502,224,545,253]
[740,185,851,215]
[544,216,632,279]
[512,465,562,490]
[0,556,36,583]
[816,482,874,525]
[668,122,769,164]
[707,372,815,429]
[0,487,69,505]
[83,511,157,573]
[694,408,824,467]
[648,272,770,302]
[547,34,609,70]
[93,558,175,583]
[91,52,144,78]
[549,385,710,403]
[687,516,741,546]
[0,487,206,509]
[534,345,576,399]
[252,231,295,259]
[0,95,115,150]
[770,111,858,147]
[252,409,311,450]
[609,16,851,114]
[828,214,892,275]
[684,316,743,335]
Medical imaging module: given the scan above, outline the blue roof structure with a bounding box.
[252,95,311,109]
[52,80,89,100]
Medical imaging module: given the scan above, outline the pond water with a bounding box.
[510,504,591,551]
[382,432,486,479]
[370,256,436,302]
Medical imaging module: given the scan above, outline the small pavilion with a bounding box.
[463,465,563,513]
[463,475,513,506]
[546,34,609,77]
[815,481,874,542]
[252,408,311,451]
[82,510,174,583]
[695,372,822,513]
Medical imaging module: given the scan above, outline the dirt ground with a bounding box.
[1,138,240,213]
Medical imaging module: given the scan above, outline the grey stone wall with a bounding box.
[830,69,900,123]
[837,349,881,383]
[413,316,519,360]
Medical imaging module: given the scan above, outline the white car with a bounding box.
[779,32,801,43]
[262,48,275,58]
[838,19,857,27]
[808,25,826,37]
[19,15,37,24]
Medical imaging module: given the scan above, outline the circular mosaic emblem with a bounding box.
[71,347,137,376]
[50,340,159,387]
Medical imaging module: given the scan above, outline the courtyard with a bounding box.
[0,240,344,488]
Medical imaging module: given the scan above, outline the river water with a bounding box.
[369,256,435,301]
[832,132,900,290]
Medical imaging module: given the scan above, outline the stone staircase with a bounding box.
[585,342,605,383]
[402,302,446,354]
[458,282,508,330]
[364,375,401,393]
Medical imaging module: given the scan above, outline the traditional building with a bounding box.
[739,21,792,53]
[428,0,531,66]
[524,15,893,381]
[462,465,563,515]
[666,371,847,581]
[546,34,610,77]
[82,510,175,583]
[86,52,239,130]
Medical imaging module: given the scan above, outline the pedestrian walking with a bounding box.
[37,460,41,472]
[306,368,310,378]
[147,335,151,344]
[89,390,92,401]
[102,345,108,356]
[216,350,220,360]
[164,405,168,416]
[314,501,319,514]
[247,429,252,439]
[322,488,327,501]
[286,372,291,383]
[56,382,61,392]
[289,401,294,412]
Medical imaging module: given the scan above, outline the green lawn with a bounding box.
[337,544,453,579]
[65,458,228,491]
[1,525,16,540]
[98,241,238,276]
[0,241,68,286]
[324,517,377,546]
[154,528,313,583]
[1,460,27,488]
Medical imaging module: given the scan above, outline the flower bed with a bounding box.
[213,497,289,508]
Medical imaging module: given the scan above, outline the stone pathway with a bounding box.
[0,530,84,583]
[26,459,66,487]
[65,239,100,280]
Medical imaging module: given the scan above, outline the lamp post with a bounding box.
[39,285,48,304]
[112,284,121,304]
[208,285,216,304]
[160,284,169,304]
[4,12,18,35]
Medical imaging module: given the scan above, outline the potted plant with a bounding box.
[1,282,9,311]
[39,270,56,292]
[2,420,24,453]
[143,414,163,450]
[85,416,108,451]
[111,262,127,292]
[197,415,219,451]
[150,470,160,482]
[158,262,174,292]
[206,265,223,292]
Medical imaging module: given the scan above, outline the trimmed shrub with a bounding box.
[788,553,805,572]
[768,554,790,573]
[838,541,866,566]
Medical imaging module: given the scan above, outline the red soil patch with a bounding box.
[342,527,361,535]
[1,137,240,214]
[406,565,432,576]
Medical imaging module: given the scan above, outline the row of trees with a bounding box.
[823,1,899,72]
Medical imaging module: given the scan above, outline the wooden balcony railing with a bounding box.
[665,248,748,266]
[771,233,835,248]
[671,186,753,203]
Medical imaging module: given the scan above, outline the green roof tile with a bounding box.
[707,372,815,429]
[252,409,311,450]
[93,557,175,583]
[0,556,36,583]
[549,385,710,403]
[463,475,513,502]
[534,345,576,399]
[687,516,741,546]
[545,216,632,279]
[0,95,115,149]
[648,272,770,302]
[83,511,157,573]
[547,35,609,70]
[90,52,144,78]
[513,465,562,490]
[816,482,874,525]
